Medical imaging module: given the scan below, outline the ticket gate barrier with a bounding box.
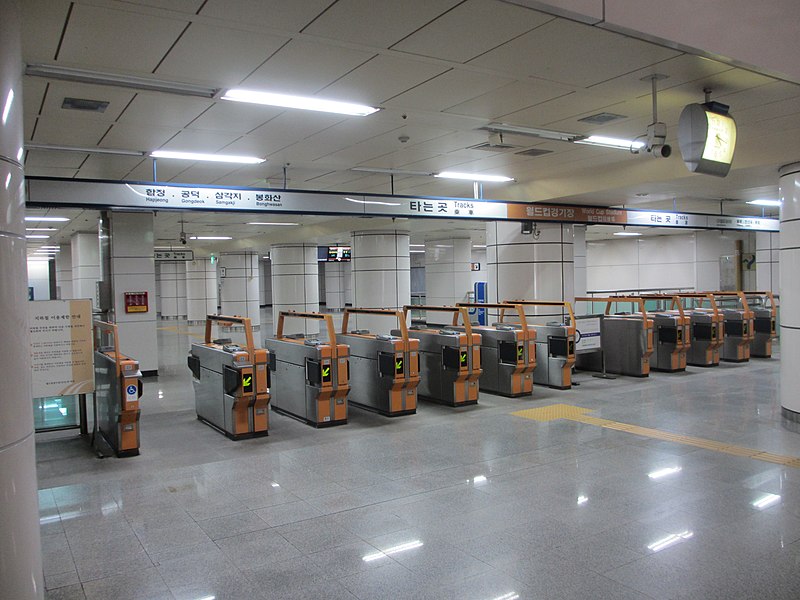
[397,305,481,406]
[742,291,777,358]
[502,300,576,390]
[452,302,536,397]
[675,293,724,367]
[339,308,419,416]
[638,295,690,372]
[188,315,270,440]
[574,297,654,377]
[93,321,142,457]
[263,312,349,427]
[708,292,754,363]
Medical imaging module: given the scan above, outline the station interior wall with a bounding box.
[26,261,50,301]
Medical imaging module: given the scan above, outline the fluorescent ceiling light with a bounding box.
[25,216,69,222]
[648,466,682,480]
[150,150,265,164]
[483,122,584,142]
[247,222,299,226]
[575,135,645,150]
[189,236,232,241]
[577,495,589,505]
[39,246,60,249]
[473,244,487,248]
[26,64,219,98]
[351,167,434,176]
[26,142,145,157]
[410,250,425,253]
[746,199,781,207]
[436,171,514,183]
[344,196,401,206]
[26,228,57,231]
[614,231,642,237]
[26,234,50,239]
[472,475,487,484]
[410,244,425,247]
[222,88,379,117]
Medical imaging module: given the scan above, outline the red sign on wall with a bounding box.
[124,291,149,313]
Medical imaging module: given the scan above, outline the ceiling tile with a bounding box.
[32,116,110,147]
[166,163,240,184]
[116,0,205,13]
[100,123,180,151]
[320,54,449,105]
[159,129,242,153]
[57,4,189,73]
[199,0,332,32]
[40,81,136,122]
[226,112,345,156]
[186,102,283,134]
[386,69,514,111]
[314,124,452,166]
[24,166,79,178]
[25,149,88,169]
[393,0,554,63]
[23,78,48,120]
[303,0,461,49]
[469,17,680,87]
[21,0,70,63]
[125,159,185,182]
[117,93,213,128]
[155,23,290,87]
[445,80,571,119]
[501,90,625,127]
[76,154,146,180]
[240,39,375,95]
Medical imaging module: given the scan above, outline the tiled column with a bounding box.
[158,262,187,319]
[351,230,410,332]
[425,238,472,306]
[573,224,587,297]
[325,260,349,310]
[779,164,800,422]
[0,0,44,595]
[270,244,319,336]
[109,212,158,375]
[756,232,780,293]
[71,232,100,307]
[55,243,72,299]
[186,258,218,324]
[220,252,260,330]
[486,221,574,323]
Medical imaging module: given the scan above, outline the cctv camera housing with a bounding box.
[650,144,672,158]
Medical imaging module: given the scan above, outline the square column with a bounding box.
[270,244,318,336]
[425,238,472,306]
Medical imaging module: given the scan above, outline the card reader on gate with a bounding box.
[222,344,243,353]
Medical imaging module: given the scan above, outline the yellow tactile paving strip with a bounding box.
[512,404,800,468]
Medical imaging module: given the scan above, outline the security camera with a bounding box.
[398,134,410,143]
[645,122,671,158]
[179,231,187,245]
[650,143,672,158]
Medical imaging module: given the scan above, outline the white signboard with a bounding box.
[155,249,194,261]
[575,316,602,353]
[29,299,94,398]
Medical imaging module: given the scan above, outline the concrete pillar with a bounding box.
[71,232,100,307]
[351,230,410,332]
[261,258,272,306]
[486,221,574,323]
[779,164,800,422]
[270,244,319,336]
[756,232,780,293]
[220,251,260,329]
[109,212,158,375]
[325,261,350,310]
[158,262,187,319]
[55,244,72,299]
[425,238,472,306]
[573,224,587,298]
[0,0,45,596]
[186,258,218,324]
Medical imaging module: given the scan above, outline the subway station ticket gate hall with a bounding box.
[744,291,778,358]
[188,315,270,440]
[93,321,142,457]
[638,295,691,373]
[709,291,755,363]
[676,293,725,367]
[453,302,537,398]
[263,311,349,427]
[339,308,420,417]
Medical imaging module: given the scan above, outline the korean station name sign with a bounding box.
[26,178,778,233]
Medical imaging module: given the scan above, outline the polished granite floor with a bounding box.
[36,315,800,599]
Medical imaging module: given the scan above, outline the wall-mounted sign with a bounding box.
[27,178,778,232]
[29,299,94,398]
[124,291,148,313]
[155,249,194,261]
[471,262,481,271]
[678,102,737,178]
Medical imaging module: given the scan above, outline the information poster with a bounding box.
[29,299,94,398]
[575,316,602,353]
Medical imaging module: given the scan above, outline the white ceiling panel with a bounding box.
[715,80,800,112]
[166,162,240,184]
[469,17,680,87]
[186,102,283,134]
[21,0,70,63]
[116,0,205,13]
[393,0,554,63]
[40,82,136,123]
[386,69,515,111]
[32,116,110,147]
[502,91,625,127]
[315,124,452,165]
[239,39,375,95]
[227,112,346,156]
[155,23,290,87]
[125,159,185,183]
[401,130,490,154]
[320,55,449,105]
[25,149,87,169]
[117,93,213,128]
[199,0,331,32]
[76,154,146,180]
[159,129,242,153]
[444,80,571,119]
[56,4,189,73]
[22,78,47,122]
[303,0,461,49]
[100,123,181,152]
[24,166,79,178]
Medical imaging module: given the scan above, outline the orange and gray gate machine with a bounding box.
[707,291,754,363]
[743,291,777,358]
[338,308,419,416]
[188,315,270,440]
[675,293,724,367]
[263,311,349,427]
[450,302,537,397]
[574,297,654,377]
[503,300,576,390]
[93,321,142,457]
[638,295,691,372]
[396,305,481,406]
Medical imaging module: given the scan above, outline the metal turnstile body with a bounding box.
[530,324,576,389]
[188,316,270,440]
[751,307,776,358]
[94,321,142,457]
[720,309,753,362]
[264,312,349,427]
[650,313,689,372]
[576,316,654,377]
[339,308,419,416]
[685,310,723,367]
